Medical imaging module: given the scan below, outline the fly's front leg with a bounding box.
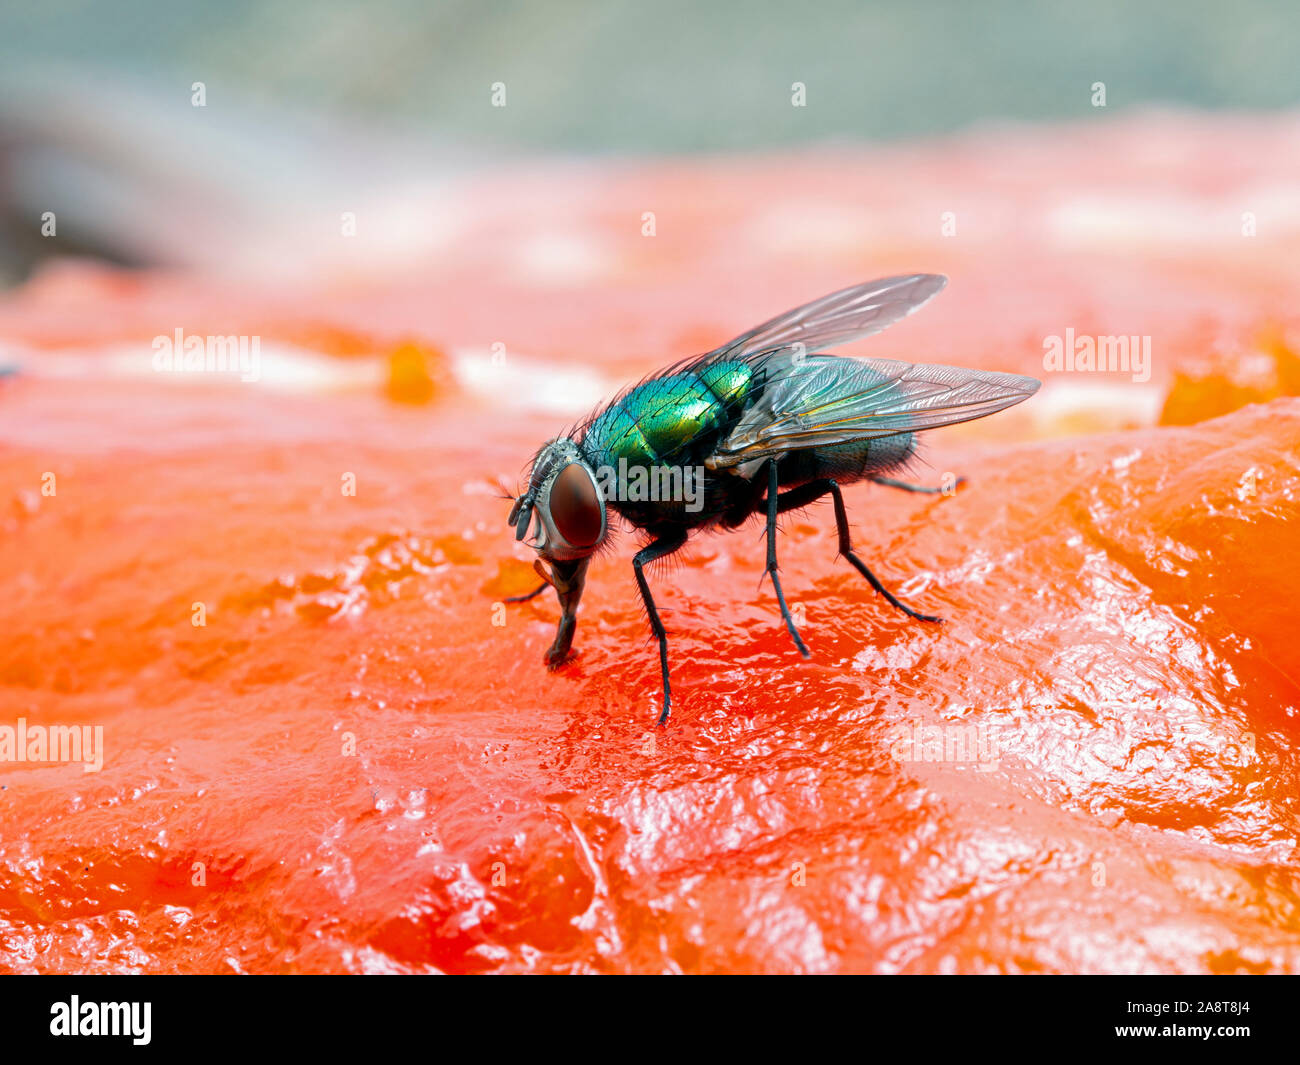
[827,479,943,624]
[632,534,687,726]
[503,583,548,603]
[539,557,592,669]
[766,460,811,659]
[546,612,578,668]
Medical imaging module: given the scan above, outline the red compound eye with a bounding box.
[550,463,603,547]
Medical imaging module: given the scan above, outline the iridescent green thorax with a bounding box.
[581,360,756,468]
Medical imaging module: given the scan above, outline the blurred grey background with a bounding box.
[1,0,1298,284]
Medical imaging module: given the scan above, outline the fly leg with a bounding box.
[766,460,812,658]
[775,478,944,624]
[503,583,548,603]
[870,475,966,495]
[828,479,943,623]
[633,534,687,726]
[503,557,595,669]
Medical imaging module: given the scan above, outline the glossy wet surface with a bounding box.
[2,113,1299,972]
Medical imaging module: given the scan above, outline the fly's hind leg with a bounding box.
[871,475,967,495]
[829,480,943,623]
[765,460,811,659]
[777,478,944,625]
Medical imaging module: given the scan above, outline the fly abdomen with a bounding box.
[780,432,917,487]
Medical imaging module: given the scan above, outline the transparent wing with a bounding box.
[576,274,949,450]
[705,355,1041,471]
[700,274,948,365]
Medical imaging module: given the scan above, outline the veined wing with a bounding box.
[576,275,947,460]
[705,355,1041,471]
[699,274,947,365]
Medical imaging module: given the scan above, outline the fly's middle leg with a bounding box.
[632,533,687,726]
[765,460,812,659]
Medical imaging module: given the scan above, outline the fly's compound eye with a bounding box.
[549,463,604,548]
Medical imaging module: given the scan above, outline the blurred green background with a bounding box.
[1,0,1297,286]
[3,0,1298,153]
